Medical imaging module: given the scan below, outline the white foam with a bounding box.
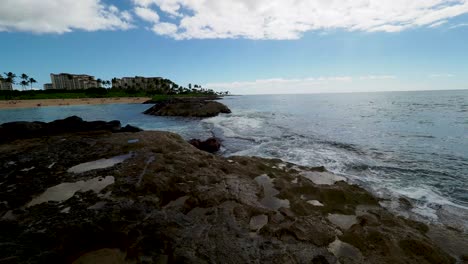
[213,106,468,231]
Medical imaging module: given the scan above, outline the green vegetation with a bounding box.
[1,70,230,100]
[0,88,146,100]
[150,93,222,102]
[1,72,37,91]
[0,89,228,101]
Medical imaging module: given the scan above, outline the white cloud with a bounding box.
[449,22,468,28]
[132,0,468,39]
[429,73,455,78]
[359,75,397,80]
[204,75,398,94]
[134,6,160,23]
[429,20,448,28]
[152,22,178,36]
[0,0,133,33]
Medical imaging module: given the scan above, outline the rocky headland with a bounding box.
[143,97,231,118]
[0,117,466,263]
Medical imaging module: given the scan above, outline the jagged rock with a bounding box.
[0,121,461,263]
[0,116,142,144]
[189,137,221,153]
[144,98,231,118]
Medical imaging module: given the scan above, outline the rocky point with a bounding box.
[0,118,465,263]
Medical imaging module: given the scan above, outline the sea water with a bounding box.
[1,90,467,230]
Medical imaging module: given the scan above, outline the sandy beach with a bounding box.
[0,97,151,109]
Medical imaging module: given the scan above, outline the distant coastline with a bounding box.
[0,97,151,109]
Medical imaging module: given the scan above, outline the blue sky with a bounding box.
[1,0,468,94]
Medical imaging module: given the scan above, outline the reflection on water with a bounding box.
[67,153,133,174]
[254,174,290,210]
[27,176,115,207]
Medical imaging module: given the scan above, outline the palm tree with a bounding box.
[96,78,102,88]
[29,78,37,90]
[4,72,16,85]
[20,73,29,91]
[20,80,28,90]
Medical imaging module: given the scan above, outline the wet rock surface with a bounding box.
[0,127,464,263]
[144,98,231,118]
[189,137,222,153]
[0,116,142,144]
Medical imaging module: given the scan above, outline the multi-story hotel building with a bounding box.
[0,79,13,91]
[50,73,99,90]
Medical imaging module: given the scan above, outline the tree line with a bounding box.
[0,71,230,96]
[0,72,37,90]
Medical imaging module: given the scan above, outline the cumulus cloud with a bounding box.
[152,22,179,36]
[131,0,468,39]
[0,0,133,33]
[204,75,398,94]
[134,6,160,23]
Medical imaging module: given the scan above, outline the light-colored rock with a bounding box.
[249,214,268,231]
[301,171,346,185]
[328,214,357,230]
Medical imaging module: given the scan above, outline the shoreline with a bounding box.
[0,97,151,110]
[0,117,466,262]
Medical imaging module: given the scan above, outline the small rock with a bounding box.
[189,137,221,153]
[307,200,324,207]
[249,214,268,231]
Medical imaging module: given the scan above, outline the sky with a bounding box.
[1,0,468,94]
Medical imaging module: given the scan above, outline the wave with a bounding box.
[202,108,468,231]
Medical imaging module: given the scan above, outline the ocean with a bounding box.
[1,90,467,231]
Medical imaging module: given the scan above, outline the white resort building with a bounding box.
[49,73,99,90]
[0,79,13,91]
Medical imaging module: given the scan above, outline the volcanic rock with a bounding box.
[0,121,462,263]
[144,98,231,118]
[0,116,142,144]
[189,137,222,153]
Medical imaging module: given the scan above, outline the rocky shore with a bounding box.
[0,118,465,263]
[144,97,231,118]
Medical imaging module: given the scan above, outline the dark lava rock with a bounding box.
[144,98,231,118]
[0,116,142,144]
[189,137,221,153]
[119,124,143,133]
[0,120,461,263]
